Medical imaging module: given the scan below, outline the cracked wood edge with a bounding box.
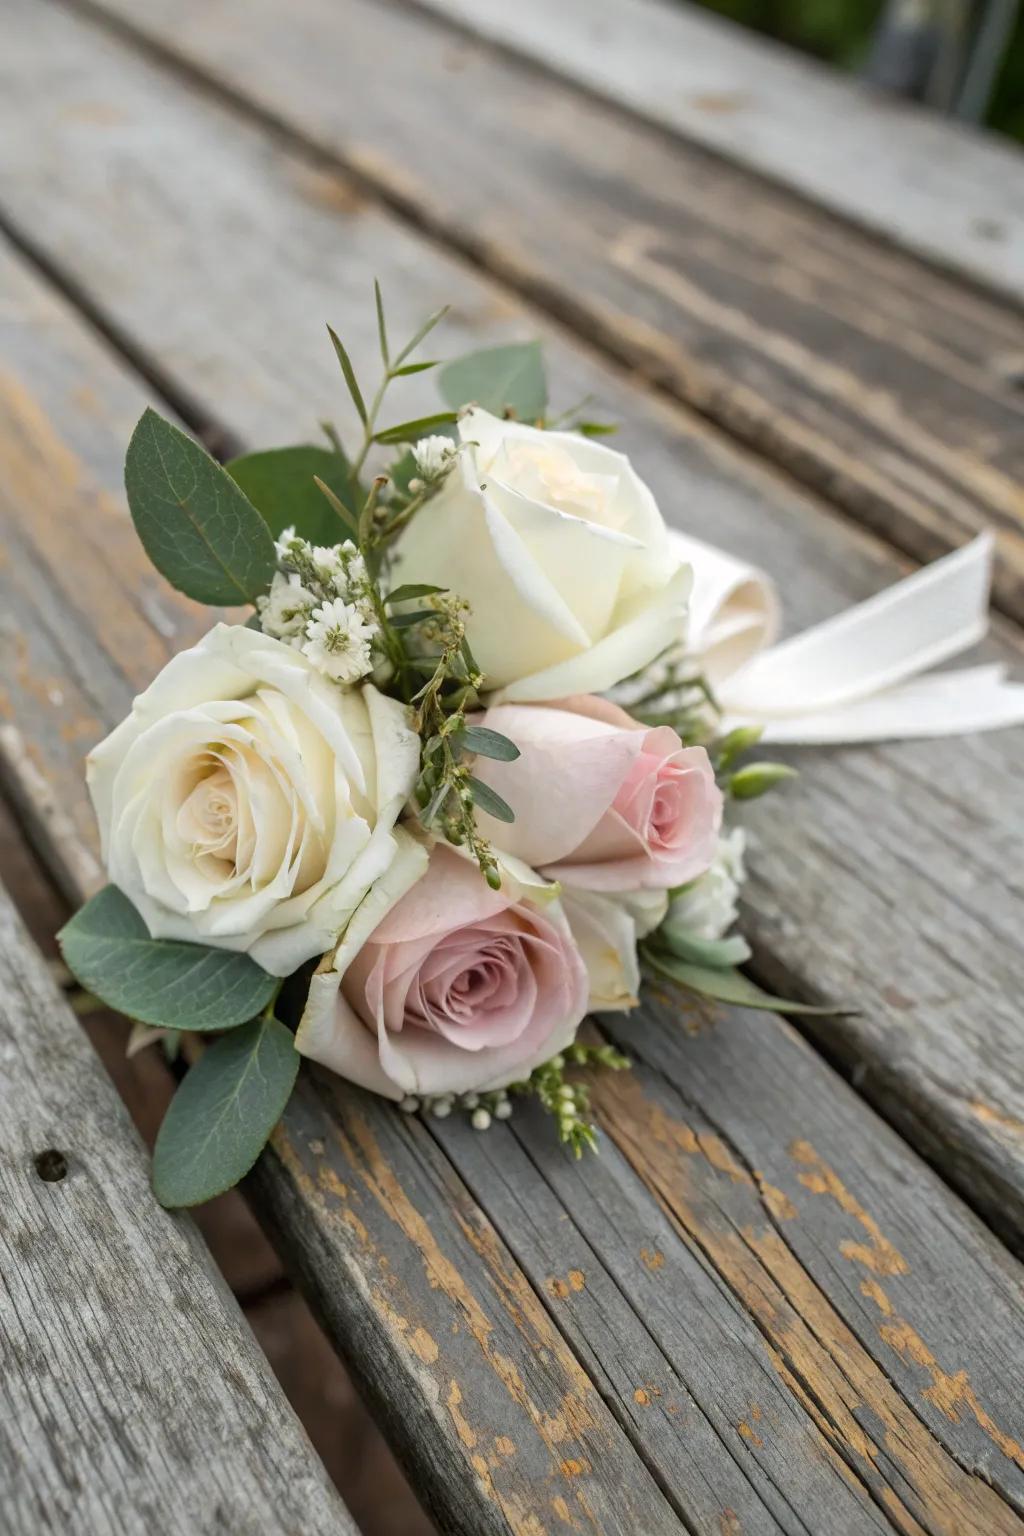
[0,880,354,1536]
[47,0,1024,620]
[1,215,1024,1534]
[0,8,1022,1245]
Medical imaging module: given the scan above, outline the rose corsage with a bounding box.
[58,292,1023,1206]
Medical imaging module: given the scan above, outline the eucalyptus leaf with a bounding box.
[152,1015,299,1208]
[124,409,276,605]
[58,886,276,1030]
[655,924,752,969]
[460,726,521,762]
[227,444,358,544]
[645,948,848,1015]
[468,776,515,824]
[439,341,548,420]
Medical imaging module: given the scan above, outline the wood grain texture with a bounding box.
[0,1,1022,1247]
[414,0,1024,304]
[52,0,1024,620]
[0,879,355,1536]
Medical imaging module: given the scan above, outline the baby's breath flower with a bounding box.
[274,525,299,562]
[302,598,378,684]
[257,571,316,642]
[412,434,457,481]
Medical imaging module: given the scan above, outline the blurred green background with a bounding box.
[696,0,1024,140]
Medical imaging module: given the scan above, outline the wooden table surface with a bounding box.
[1,1,1023,1532]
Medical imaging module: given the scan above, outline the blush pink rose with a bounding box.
[296,839,589,1099]
[471,696,722,892]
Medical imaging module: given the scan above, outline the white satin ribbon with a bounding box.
[668,529,1024,744]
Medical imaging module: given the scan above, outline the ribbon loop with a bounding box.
[673,530,1024,744]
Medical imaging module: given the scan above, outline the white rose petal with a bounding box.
[668,828,747,941]
[393,407,691,700]
[86,623,419,975]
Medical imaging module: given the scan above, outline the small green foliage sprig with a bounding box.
[510,1041,630,1157]
[316,290,525,885]
[401,1042,630,1155]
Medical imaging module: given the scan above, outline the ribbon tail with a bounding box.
[725,665,1024,744]
[715,534,1023,742]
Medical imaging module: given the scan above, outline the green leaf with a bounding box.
[393,304,449,368]
[386,582,447,605]
[645,948,848,1015]
[373,412,458,446]
[152,1015,299,1208]
[124,409,276,605]
[468,776,515,823]
[393,360,439,377]
[728,762,798,800]
[439,341,548,420]
[576,420,618,437]
[374,279,389,366]
[226,444,358,544]
[460,725,521,762]
[58,886,276,1030]
[327,325,368,426]
[656,923,751,968]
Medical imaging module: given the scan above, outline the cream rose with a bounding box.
[392,408,691,701]
[296,838,589,1098]
[87,624,419,975]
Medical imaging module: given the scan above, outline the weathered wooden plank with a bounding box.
[0,0,1022,1247]
[0,878,356,1536]
[415,0,1024,304]
[0,241,686,1536]
[2,21,1024,1532]
[53,0,1024,619]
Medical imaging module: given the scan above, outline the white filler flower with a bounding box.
[412,433,457,481]
[257,571,316,642]
[303,597,378,683]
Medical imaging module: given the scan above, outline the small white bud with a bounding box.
[471,1107,492,1131]
[400,1095,420,1113]
[412,434,457,481]
[494,1098,513,1121]
[558,1084,575,1100]
[461,1092,480,1110]
[430,1096,453,1119]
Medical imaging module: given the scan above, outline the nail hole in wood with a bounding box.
[34,1149,68,1183]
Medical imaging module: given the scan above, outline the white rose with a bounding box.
[87,623,420,975]
[667,828,747,941]
[561,887,668,1013]
[393,408,691,701]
